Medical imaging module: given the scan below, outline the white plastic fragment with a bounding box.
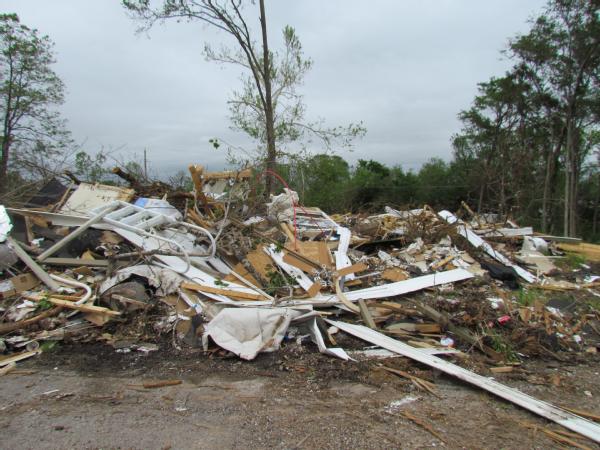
[0,205,12,242]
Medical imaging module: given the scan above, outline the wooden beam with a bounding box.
[23,293,120,316]
[180,282,266,301]
[43,257,109,267]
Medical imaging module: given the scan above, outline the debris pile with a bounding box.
[1,166,600,442]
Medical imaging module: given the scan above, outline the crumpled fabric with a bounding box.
[98,264,183,297]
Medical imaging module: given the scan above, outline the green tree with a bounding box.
[0,14,70,196]
[509,0,600,235]
[122,0,364,195]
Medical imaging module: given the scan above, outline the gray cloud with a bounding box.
[2,0,547,175]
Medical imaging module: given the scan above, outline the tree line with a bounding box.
[1,1,599,240]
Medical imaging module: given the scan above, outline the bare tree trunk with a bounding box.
[593,171,600,235]
[541,129,565,233]
[259,0,276,197]
[564,120,572,236]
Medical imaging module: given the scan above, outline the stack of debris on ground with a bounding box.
[1,164,600,444]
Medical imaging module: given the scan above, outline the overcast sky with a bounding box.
[2,0,548,175]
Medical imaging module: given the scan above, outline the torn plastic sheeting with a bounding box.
[438,210,537,283]
[99,265,184,297]
[327,319,600,443]
[0,205,13,243]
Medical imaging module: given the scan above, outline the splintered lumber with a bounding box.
[326,319,600,443]
[223,263,261,287]
[180,282,266,301]
[43,257,109,267]
[401,411,447,444]
[409,300,502,360]
[358,299,377,329]
[246,245,276,280]
[558,242,600,262]
[386,322,441,334]
[142,379,182,389]
[336,262,368,277]
[202,168,252,180]
[0,362,16,376]
[23,293,120,316]
[0,306,63,335]
[381,366,439,397]
[0,350,41,367]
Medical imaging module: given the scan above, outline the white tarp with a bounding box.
[203,307,349,361]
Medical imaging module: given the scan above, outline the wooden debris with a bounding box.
[23,293,120,316]
[400,411,446,444]
[0,350,41,367]
[0,362,16,376]
[180,282,266,301]
[140,380,182,389]
[381,366,440,398]
[386,322,441,334]
[357,299,377,329]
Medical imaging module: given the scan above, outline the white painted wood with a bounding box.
[317,268,473,303]
[438,210,537,283]
[327,319,600,443]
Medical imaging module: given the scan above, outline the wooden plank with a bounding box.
[202,168,252,180]
[358,299,377,329]
[381,267,409,282]
[337,262,368,277]
[386,322,441,334]
[558,243,600,262]
[282,252,317,274]
[180,282,265,301]
[0,350,40,367]
[43,257,109,267]
[326,319,600,444]
[246,245,276,280]
[223,263,261,287]
[23,293,120,316]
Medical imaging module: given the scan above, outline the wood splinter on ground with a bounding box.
[134,380,183,389]
[400,410,447,444]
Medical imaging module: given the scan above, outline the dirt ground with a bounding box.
[1,342,599,450]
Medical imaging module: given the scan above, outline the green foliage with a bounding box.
[516,287,543,307]
[40,341,59,352]
[0,14,71,195]
[214,278,229,287]
[486,329,519,363]
[264,267,295,295]
[37,296,52,310]
[74,151,110,183]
